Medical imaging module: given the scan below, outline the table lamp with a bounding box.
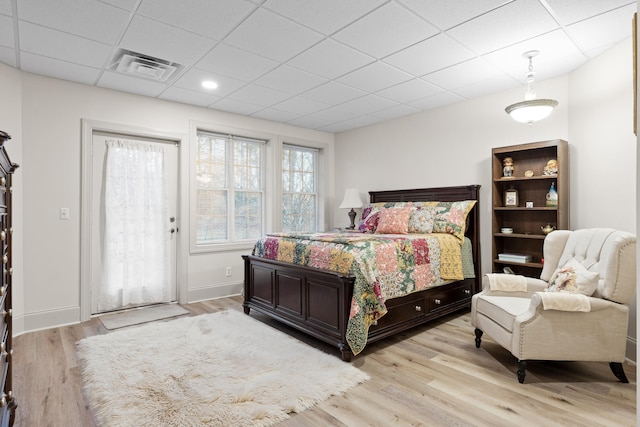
[339,188,363,229]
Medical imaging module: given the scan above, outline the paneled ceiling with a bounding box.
[0,0,635,133]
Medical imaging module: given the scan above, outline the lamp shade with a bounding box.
[339,188,363,209]
[505,99,558,124]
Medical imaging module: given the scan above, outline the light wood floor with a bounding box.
[13,296,637,427]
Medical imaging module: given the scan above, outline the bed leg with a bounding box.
[341,349,353,362]
[243,305,250,315]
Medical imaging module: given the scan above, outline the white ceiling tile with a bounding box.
[17,0,129,44]
[196,43,279,82]
[0,45,15,67]
[375,78,443,103]
[254,65,327,94]
[210,98,264,115]
[545,0,635,26]
[338,94,398,115]
[451,74,519,99]
[0,0,12,15]
[251,108,300,123]
[173,68,246,97]
[225,8,323,62]
[99,0,139,10]
[319,115,385,133]
[20,52,100,84]
[398,0,510,30]
[120,15,214,65]
[407,92,465,110]
[159,86,220,107]
[369,104,421,120]
[228,84,292,107]
[384,34,475,76]
[287,38,374,79]
[482,30,587,81]
[423,58,503,90]
[286,115,331,129]
[447,0,558,55]
[97,70,167,97]
[300,81,367,105]
[0,14,13,47]
[336,61,413,93]
[19,22,111,68]
[270,96,330,115]
[138,0,256,40]
[564,4,637,58]
[263,0,385,35]
[307,107,360,122]
[333,2,439,58]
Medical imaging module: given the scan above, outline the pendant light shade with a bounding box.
[505,51,558,125]
[505,98,558,123]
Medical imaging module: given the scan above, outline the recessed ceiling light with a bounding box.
[202,80,218,90]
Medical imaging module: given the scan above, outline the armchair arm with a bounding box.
[512,293,629,361]
[531,292,590,312]
[529,292,622,312]
[478,274,546,298]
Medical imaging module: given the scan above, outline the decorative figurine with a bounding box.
[524,169,534,177]
[546,181,558,207]
[543,159,558,175]
[503,157,514,177]
[541,223,556,235]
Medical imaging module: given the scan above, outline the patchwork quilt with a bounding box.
[252,232,467,355]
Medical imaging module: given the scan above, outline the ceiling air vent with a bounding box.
[110,49,183,82]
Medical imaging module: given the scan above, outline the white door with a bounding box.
[90,131,179,314]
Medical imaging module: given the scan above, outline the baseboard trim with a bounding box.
[626,336,636,364]
[187,282,243,303]
[15,305,81,336]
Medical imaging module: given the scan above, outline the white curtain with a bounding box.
[98,139,171,312]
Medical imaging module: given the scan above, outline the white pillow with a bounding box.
[545,258,599,296]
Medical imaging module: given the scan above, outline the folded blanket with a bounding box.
[487,273,527,292]
[537,292,591,312]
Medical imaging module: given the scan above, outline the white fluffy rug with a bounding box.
[77,310,369,427]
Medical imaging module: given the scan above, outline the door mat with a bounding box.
[99,304,189,330]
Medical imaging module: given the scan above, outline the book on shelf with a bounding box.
[498,253,532,263]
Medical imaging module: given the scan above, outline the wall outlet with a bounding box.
[225,267,232,277]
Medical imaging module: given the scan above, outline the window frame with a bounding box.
[190,122,274,253]
[281,143,319,232]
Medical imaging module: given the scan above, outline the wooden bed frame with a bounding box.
[242,185,481,361]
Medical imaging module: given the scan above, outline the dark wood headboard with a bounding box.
[368,185,481,283]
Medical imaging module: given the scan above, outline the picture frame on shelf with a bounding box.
[504,188,519,206]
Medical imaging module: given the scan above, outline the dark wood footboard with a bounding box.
[243,254,356,361]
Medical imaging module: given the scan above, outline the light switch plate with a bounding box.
[59,208,70,220]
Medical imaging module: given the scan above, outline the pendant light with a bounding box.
[505,50,558,125]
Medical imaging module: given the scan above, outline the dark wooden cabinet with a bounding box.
[492,140,569,276]
[0,131,17,427]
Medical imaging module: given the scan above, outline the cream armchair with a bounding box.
[471,228,636,383]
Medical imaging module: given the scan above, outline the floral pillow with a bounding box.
[430,200,477,241]
[375,207,411,234]
[358,202,410,233]
[545,258,599,296]
[407,206,437,234]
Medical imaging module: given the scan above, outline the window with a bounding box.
[282,144,318,232]
[196,131,265,245]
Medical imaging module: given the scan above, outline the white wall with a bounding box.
[14,72,334,332]
[335,38,637,359]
